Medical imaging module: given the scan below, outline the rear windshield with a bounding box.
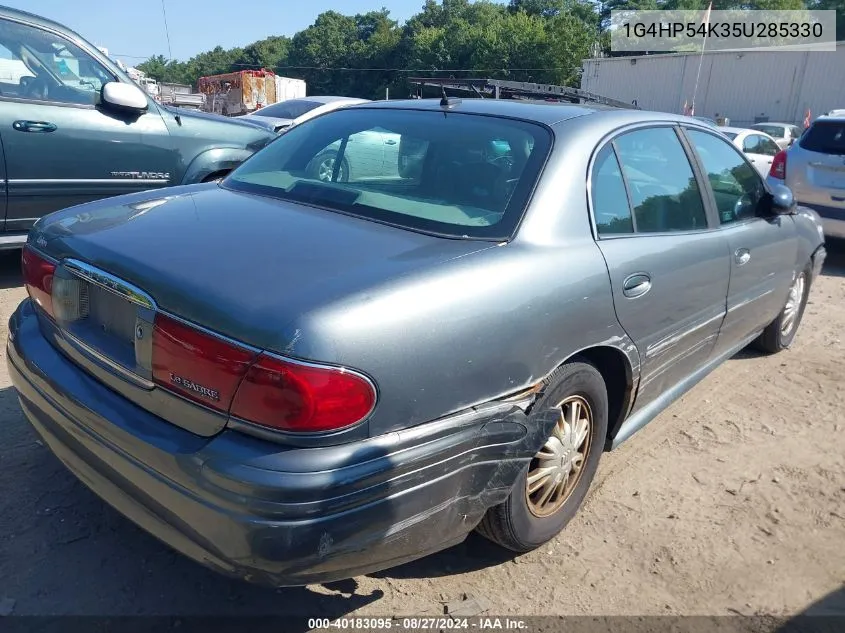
[253,99,322,119]
[751,124,783,137]
[224,107,551,240]
[721,131,737,140]
[800,120,845,155]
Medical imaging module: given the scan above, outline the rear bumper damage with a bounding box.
[7,299,551,586]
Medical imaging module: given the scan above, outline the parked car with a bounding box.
[306,127,402,182]
[750,122,803,150]
[9,98,826,587]
[767,112,845,239]
[692,116,719,127]
[0,7,277,250]
[238,96,369,133]
[718,127,782,176]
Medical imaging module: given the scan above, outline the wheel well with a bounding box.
[571,347,634,449]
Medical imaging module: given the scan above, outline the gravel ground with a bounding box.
[0,244,843,619]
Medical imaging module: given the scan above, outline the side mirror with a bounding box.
[101,81,148,114]
[769,184,796,214]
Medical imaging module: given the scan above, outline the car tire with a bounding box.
[308,151,349,183]
[753,263,812,354]
[475,360,608,552]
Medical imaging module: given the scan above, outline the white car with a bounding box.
[718,127,782,176]
[749,122,803,150]
[238,96,369,133]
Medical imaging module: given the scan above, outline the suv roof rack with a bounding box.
[408,77,640,110]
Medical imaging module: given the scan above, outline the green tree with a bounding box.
[807,0,845,39]
[234,36,291,70]
[287,11,359,94]
[136,0,613,95]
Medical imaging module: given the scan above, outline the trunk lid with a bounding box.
[32,183,494,436]
[36,183,493,348]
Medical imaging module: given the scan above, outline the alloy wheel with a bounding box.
[526,395,592,518]
[781,272,806,337]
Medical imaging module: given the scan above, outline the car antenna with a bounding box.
[440,86,460,108]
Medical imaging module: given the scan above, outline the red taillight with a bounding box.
[22,246,56,318]
[151,313,258,411]
[770,150,787,179]
[151,313,377,433]
[230,354,376,433]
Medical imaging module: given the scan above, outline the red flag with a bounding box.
[803,109,811,128]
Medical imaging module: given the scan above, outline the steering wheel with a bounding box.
[489,154,514,169]
[22,75,50,100]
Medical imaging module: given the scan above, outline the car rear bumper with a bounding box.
[7,299,550,586]
[798,202,845,240]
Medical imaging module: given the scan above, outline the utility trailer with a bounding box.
[159,83,205,110]
[407,77,639,110]
[198,70,306,117]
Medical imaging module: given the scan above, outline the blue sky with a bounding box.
[11,0,447,63]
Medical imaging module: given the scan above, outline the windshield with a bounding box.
[800,121,845,155]
[253,99,323,119]
[224,107,551,240]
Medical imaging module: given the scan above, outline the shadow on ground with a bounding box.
[0,385,389,623]
[821,238,845,279]
[776,584,845,632]
[0,372,509,620]
[0,249,23,290]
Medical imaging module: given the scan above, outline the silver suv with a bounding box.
[767,114,845,239]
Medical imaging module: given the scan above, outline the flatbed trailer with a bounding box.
[407,77,639,110]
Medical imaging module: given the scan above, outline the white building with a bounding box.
[581,42,845,127]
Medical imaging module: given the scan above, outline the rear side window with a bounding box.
[591,145,633,235]
[255,99,322,119]
[686,129,766,225]
[612,127,708,233]
[800,121,845,155]
[752,124,784,138]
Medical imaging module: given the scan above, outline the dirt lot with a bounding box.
[0,244,843,619]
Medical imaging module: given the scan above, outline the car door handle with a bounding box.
[735,248,751,266]
[13,120,57,133]
[384,139,397,145]
[622,273,652,298]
